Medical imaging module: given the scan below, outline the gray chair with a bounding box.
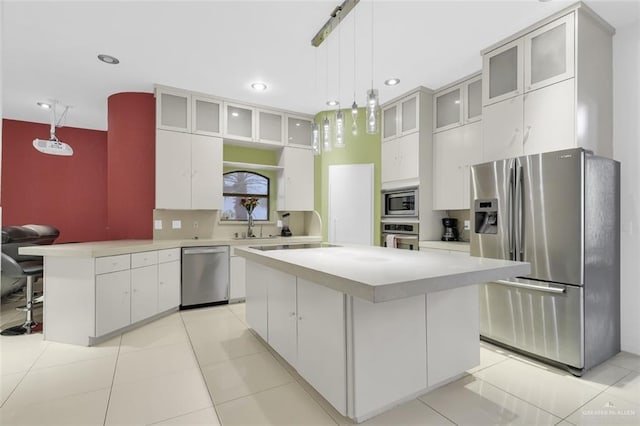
[0,251,43,335]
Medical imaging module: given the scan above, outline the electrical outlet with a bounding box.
[172,220,182,230]
[464,220,470,230]
[154,220,163,230]
[193,221,199,229]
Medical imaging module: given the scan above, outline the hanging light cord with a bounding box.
[353,7,357,101]
[370,0,374,89]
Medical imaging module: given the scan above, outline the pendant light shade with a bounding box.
[312,122,321,155]
[366,88,379,134]
[335,110,345,148]
[322,116,332,152]
[351,102,358,135]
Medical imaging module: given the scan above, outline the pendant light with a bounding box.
[334,24,345,148]
[351,6,358,135]
[312,122,321,155]
[323,116,332,152]
[366,0,379,135]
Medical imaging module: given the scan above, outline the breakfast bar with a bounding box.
[235,244,530,422]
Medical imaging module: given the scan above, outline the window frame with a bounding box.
[222,170,270,222]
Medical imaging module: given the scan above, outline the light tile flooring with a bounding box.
[1,298,639,425]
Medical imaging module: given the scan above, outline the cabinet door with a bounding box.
[131,265,158,323]
[156,130,191,209]
[296,278,346,415]
[257,110,284,144]
[229,256,246,300]
[381,139,399,184]
[157,88,190,132]
[483,39,523,106]
[96,270,130,336]
[192,95,222,136]
[224,103,255,141]
[382,104,398,141]
[191,135,223,210]
[245,261,268,341]
[464,76,483,123]
[523,79,575,155]
[267,272,298,367]
[400,94,419,135]
[396,132,420,183]
[433,128,465,210]
[158,260,181,312]
[434,86,462,132]
[461,121,483,209]
[286,116,313,148]
[482,96,524,162]
[278,147,314,211]
[524,13,575,92]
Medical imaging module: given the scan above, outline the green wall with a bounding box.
[314,108,382,243]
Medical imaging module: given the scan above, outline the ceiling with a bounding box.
[2,0,638,131]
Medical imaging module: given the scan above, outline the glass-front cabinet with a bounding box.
[157,88,191,132]
[382,93,420,142]
[483,39,523,106]
[224,102,255,141]
[524,13,575,92]
[400,94,419,135]
[286,115,313,148]
[192,95,222,136]
[257,110,284,145]
[382,104,398,142]
[434,86,462,132]
[464,76,482,123]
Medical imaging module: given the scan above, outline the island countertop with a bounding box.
[235,244,530,303]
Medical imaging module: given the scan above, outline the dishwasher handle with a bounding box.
[183,247,228,255]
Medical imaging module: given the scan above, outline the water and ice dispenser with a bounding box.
[474,199,498,234]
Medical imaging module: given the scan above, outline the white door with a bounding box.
[155,130,191,209]
[328,164,374,245]
[191,135,223,209]
[131,265,158,323]
[95,270,131,336]
[267,271,298,367]
[433,128,464,210]
[158,261,181,311]
[482,96,524,162]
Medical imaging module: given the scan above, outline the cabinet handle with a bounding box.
[298,316,303,321]
[289,312,296,318]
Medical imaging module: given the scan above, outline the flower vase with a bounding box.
[247,208,255,237]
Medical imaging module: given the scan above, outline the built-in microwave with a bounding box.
[382,187,418,218]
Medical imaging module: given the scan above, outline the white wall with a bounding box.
[613,20,640,355]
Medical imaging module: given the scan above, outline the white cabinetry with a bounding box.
[266,270,298,367]
[480,6,613,160]
[257,109,284,145]
[192,95,223,137]
[156,130,223,210]
[158,249,181,312]
[95,270,131,336]
[131,265,158,323]
[286,115,314,148]
[381,133,419,185]
[224,102,255,142]
[157,87,191,133]
[245,260,269,341]
[229,255,246,301]
[277,146,314,211]
[382,93,420,142]
[432,74,483,210]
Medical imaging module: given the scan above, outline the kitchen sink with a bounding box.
[250,243,340,251]
[232,235,279,240]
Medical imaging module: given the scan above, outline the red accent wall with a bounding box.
[1,119,109,243]
[106,92,155,240]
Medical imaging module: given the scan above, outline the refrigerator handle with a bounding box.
[515,163,524,261]
[508,163,514,259]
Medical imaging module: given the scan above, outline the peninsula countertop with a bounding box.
[235,244,530,303]
[19,236,322,258]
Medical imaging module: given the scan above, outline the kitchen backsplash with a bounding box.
[152,210,319,240]
[444,209,471,242]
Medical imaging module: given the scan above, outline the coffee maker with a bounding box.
[280,212,292,237]
[441,218,459,241]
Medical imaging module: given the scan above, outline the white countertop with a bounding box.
[235,244,529,303]
[19,236,322,258]
[419,240,470,252]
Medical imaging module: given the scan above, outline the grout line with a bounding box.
[415,398,459,425]
[102,333,123,426]
[211,380,295,408]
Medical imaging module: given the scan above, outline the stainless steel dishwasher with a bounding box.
[181,246,230,308]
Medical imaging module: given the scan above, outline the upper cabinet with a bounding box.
[157,88,191,133]
[286,115,313,148]
[382,93,420,142]
[192,95,222,136]
[480,4,614,161]
[224,102,255,142]
[434,74,482,133]
[483,13,575,107]
[257,110,284,145]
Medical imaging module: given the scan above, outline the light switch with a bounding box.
[172,220,182,229]
[463,220,470,230]
[154,220,163,230]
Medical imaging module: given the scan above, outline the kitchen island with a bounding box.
[235,244,529,423]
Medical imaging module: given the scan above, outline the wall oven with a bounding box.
[381,222,419,250]
[382,187,418,218]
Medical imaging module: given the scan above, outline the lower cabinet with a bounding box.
[95,270,131,336]
[131,265,159,323]
[230,255,246,301]
[266,270,297,366]
[158,260,181,312]
[246,261,269,341]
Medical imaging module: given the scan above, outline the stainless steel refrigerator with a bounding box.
[470,148,620,375]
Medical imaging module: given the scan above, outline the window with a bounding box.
[222,171,269,221]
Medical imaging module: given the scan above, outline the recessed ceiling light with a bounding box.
[251,82,268,91]
[37,102,51,109]
[384,78,401,86]
[326,100,339,107]
[97,54,120,65]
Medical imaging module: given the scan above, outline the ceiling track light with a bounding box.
[311,0,360,47]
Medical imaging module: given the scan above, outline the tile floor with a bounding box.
[1,298,639,425]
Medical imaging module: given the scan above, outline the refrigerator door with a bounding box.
[517,149,584,285]
[470,159,513,260]
[480,280,583,369]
